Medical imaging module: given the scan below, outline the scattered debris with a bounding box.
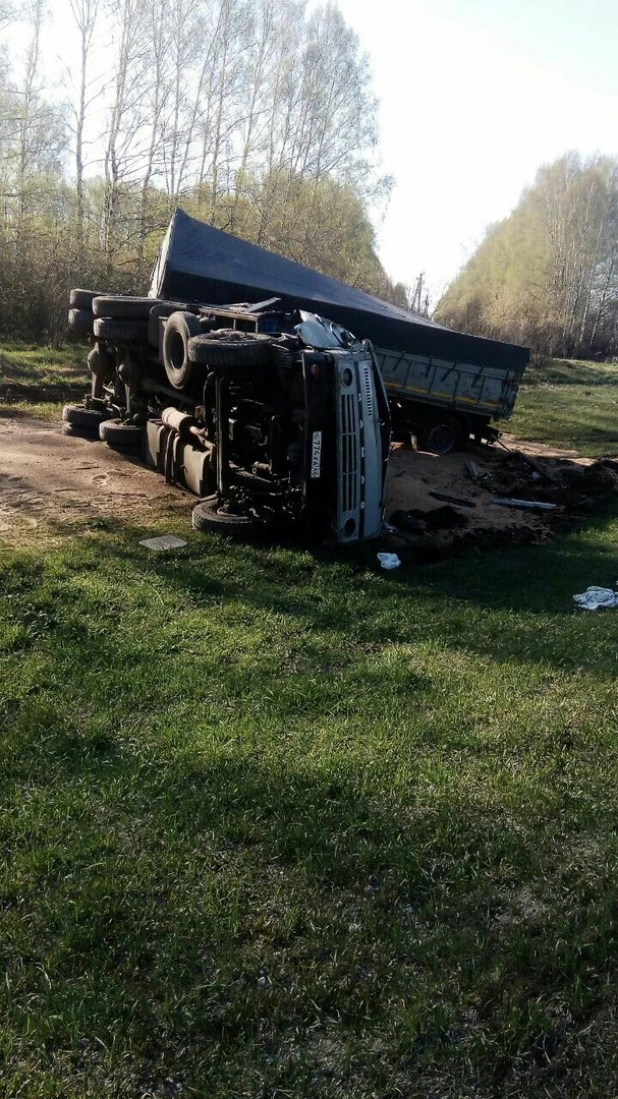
[465,461,483,480]
[573,586,618,610]
[389,511,427,535]
[390,506,468,532]
[428,491,476,508]
[139,534,188,551]
[384,437,618,557]
[492,497,558,511]
[377,552,402,571]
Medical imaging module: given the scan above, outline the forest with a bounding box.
[3,0,616,361]
[0,0,408,344]
[436,153,618,360]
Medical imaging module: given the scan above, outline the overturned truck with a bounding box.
[66,294,391,544]
[150,211,530,453]
[64,209,528,542]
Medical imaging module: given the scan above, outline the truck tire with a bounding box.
[163,311,203,389]
[62,404,107,432]
[188,331,273,368]
[148,301,191,347]
[93,317,149,343]
[99,419,144,449]
[67,308,94,337]
[70,288,103,309]
[192,496,268,538]
[61,422,96,439]
[92,295,163,319]
[417,413,465,455]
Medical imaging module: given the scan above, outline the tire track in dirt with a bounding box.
[0,417,192,545]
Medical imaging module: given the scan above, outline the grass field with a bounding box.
[3,346,618,1096]
[508,357,618,456]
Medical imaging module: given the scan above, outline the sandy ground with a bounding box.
[1,416,617,550]
[384,435,618,551]
[0,416,192,545]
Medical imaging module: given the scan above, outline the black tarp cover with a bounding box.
[150,209,529,372]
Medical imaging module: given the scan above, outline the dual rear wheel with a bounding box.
[162,311,273,390]
[61,405,142,449]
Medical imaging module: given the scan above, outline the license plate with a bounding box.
[310,431,322,479]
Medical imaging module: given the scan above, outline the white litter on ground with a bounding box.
[139,535,188,551]
[377,552,402,571]
[573,586,618,610]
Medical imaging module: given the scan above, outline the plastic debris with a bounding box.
[573,586,618,610]
[139,535,188,551]
[465,461,482,479]
[377,552,401,571]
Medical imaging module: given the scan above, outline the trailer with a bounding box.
[376,348,523,453]
[148,209,530,453]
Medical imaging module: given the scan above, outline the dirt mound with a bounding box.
[384,441,618,554]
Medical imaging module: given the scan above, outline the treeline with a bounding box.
[436,153,618,360]
[0,0,407,344]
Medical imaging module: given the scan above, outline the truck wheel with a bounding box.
[188,331,273,368]
[148,302,191,347]
[67,308,94,338]
[62,404,107,432]
[61,422,96,439]
[417,414,465,455]
[92,295,163,319]
[99,419,144,450]
[191,496,268,538]
[163,311,203,389]
[70,288,103,309]
[93,317,149,343]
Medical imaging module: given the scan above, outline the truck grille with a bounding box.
[340,390,360,513]
[361,361,374,419]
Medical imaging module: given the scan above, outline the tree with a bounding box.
[0,0,396,342]
[69,0,102,254]
[436,153,618,359]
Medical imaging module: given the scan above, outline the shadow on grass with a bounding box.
[43,499,618,677]
[0,383,87,403]
[0,703,600,1097]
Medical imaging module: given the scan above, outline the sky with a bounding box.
[329,0,618,300]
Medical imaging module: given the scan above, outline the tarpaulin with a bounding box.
[150,209,530,372]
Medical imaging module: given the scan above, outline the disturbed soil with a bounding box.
[1,416,618,552]
[384,434,618,554]
[0,415,191,545]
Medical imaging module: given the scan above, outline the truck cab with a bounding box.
[76,295,391,544]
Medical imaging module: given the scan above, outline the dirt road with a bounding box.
[0,415,191,545]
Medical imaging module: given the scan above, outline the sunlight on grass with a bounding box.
[3,343,618,1094]
[2,514,618,1096]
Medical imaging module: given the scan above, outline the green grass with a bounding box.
[3,512,618,1097]
[508,357,618,456]
[0,342,88,417]
[4,343,618,1094]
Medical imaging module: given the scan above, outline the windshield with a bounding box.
[295,311,361,350]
